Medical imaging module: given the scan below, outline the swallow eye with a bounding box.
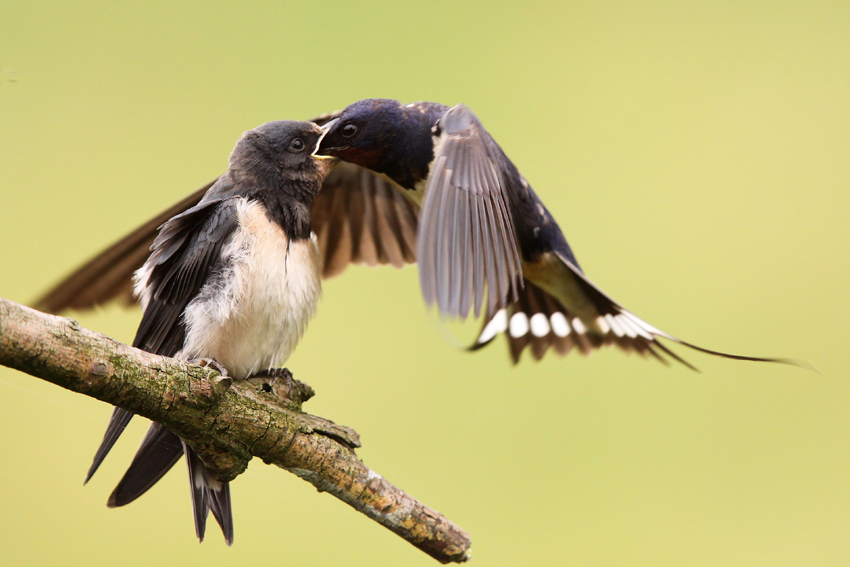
[341,123,358,138]
[289,138,305,152]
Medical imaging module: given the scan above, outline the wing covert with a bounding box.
[132,198,238,356]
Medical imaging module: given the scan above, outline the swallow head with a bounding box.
[317,99,406,162]
[317,99,435,189]
[230,120,334,189]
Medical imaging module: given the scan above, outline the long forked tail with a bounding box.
[470,251,814,371]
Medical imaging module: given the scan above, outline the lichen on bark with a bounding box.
[0,296,471,564]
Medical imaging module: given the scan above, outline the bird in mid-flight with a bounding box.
[36,99,802,369]
[316,99,802,368]
[82,120,335,545]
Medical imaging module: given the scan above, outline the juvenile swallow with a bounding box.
[36,101,799,368]
[83,120,335,544]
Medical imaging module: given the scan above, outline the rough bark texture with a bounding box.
[0,296,471,563]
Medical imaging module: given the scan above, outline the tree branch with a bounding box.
[0,296,471,563]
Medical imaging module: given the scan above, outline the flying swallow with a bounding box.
[36,101,802,369]
[82,120,335,544]
[316,99,802,367]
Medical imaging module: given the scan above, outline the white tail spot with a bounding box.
[606,314,625,337]
[550,312,570,337]
[509,312,530,338]
[620,311,662,339]
[478,309,508,343]
[615,314,639,338]
[530,313,550,337]
[571,317,587,335]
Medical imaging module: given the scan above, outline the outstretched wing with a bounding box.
[34,169,418,314]
[33,182,214,313]
[311,162,418,278]
[418,104,523,320]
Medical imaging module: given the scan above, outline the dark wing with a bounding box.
[419,104,523,320]
[84,406,135,483]
[33,181,213,313]
[312,162,418,278]
[107,422,183,507]
[98,197,239,540]
[132,197,238,356]
[35,167,418,313]
[81,194,232,482]
[105,193,238,545]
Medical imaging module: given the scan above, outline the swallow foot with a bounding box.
[265,367,294,381]
[191,357,229,378]
[185,358,232,403]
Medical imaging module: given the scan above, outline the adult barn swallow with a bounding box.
[316,99,798,367]
[83,120,334,544]
[36,100,796,368]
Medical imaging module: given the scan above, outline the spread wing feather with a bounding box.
[37,164,418,313]
[311,163,418,277]
[418,104,523,319]
[33,183,213,313]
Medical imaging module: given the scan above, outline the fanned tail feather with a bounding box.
[470,252,810,370]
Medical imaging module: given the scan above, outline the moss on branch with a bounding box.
[0,296,471,564]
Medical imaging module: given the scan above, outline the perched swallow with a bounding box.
[36,100,799,369]
[82,120,334,545]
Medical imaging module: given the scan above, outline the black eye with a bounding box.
[289,138,305,152]
[341,123,358,138]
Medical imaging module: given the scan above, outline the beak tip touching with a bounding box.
[313,119,339,157]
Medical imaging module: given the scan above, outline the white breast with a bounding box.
[180,198,322,379]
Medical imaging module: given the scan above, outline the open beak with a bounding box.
[319,118,339,135]
[312,118,338,158]
[313,118,342,156]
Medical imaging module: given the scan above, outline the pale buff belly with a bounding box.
[180,199,321,379]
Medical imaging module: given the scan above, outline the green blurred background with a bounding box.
[1,1,848,565]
